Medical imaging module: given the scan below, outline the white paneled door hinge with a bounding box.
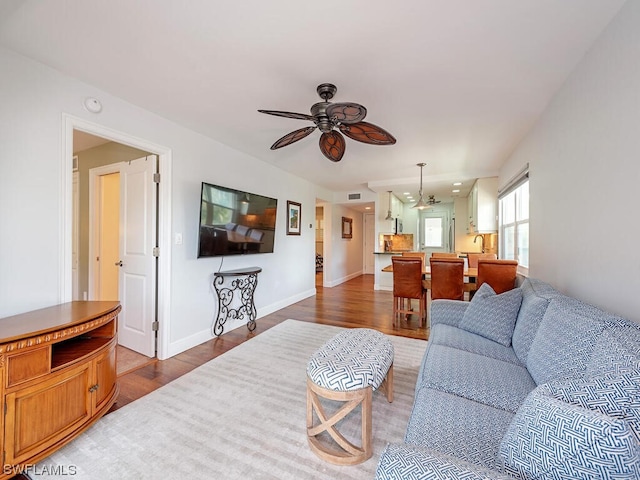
[153,247,159,257]
[152,321,159,332]
[153,173,161,183]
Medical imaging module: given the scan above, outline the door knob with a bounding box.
[115,261,123,267]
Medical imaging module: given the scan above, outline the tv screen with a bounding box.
[197,182,278,257]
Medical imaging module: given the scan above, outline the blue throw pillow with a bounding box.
[499,387,640,479]
[459,283,522,347]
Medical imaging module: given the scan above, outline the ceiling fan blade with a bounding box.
[270,126,316,150]
[319,130,345,162]
[326,103,367,124]
[258,110,315,121]
[339,121,396,145]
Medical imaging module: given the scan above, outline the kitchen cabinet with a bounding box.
[468,177,498,233]
[0,301,120,476]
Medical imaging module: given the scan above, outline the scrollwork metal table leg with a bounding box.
[212,268,262,336]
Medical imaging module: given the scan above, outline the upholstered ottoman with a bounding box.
[306,328,394,465]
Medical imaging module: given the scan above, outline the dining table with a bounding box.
[382,264,479,292]
[382,264,477,277]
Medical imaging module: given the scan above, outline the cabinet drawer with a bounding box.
[6,346,51,388]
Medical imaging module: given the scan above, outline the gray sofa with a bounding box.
[376,277,640,479]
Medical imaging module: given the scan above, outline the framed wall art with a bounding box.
[342,216,353,239]
[287,201,301,235]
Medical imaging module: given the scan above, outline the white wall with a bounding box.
[0,47,320,355]
[499,1,640,323]
[323,204,364,287]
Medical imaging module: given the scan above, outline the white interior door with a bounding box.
[364,213,375,274]
[117,155,157,357]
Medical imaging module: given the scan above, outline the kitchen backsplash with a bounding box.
[379,234,414,252]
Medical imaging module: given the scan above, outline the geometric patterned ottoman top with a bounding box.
[307,328,394,392]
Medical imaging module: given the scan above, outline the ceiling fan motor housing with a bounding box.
[310,102,333,132]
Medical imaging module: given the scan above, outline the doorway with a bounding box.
[96,171,120,301]
[84,156,158,358]
[64,115,171,360]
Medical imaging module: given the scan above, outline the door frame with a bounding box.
[61,114,173,360]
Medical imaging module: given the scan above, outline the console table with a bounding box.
[212,267,262,336]
[0,301,121,478]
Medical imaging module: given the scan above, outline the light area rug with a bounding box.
[32,320,427,480]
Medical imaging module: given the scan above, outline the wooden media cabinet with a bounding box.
[0,301,121,477]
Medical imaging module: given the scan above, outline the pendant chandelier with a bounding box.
[385,191,393,220]
[412,163,431,209]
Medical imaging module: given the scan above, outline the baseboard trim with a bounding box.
[164,288,317,358]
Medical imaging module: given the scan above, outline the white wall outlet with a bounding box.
[175,233,183,245]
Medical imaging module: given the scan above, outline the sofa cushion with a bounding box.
[499,387,640,480]
[406,387,514,470]
[527,296,607,385]
[420,344,536,413]
[586,318,640,378]
[459,283,522,347]
[375,443,514,480]
[428,323,521,365]
[542,371,640,442]
[512,277,554,364]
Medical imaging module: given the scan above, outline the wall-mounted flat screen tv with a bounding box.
[197,182,278,257]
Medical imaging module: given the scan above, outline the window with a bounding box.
[499,179,529,271]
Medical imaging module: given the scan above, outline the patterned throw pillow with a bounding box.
[499,387,640,480]
[459,283,522,347]
[542,371,640,442]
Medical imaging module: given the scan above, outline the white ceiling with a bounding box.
[0,0,626,204]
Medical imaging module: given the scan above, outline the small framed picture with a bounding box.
[72,155,79,172]
[342,217,353,239]
[287,201,301,235]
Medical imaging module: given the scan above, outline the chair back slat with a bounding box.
[467,252,497,268]
[477,259,518,294]
[429,257,464,301]
[392,257,423,299]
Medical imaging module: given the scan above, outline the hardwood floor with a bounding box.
[111,273,428,411]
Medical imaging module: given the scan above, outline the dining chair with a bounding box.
[235,224,250,236]
[392,256,428,326]
[431,252,458,259]
[401,251,426,265]
[429,257,465,301]
[466,252,497,268]
[477,259,518,294]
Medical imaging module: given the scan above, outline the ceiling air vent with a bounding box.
[348,193,361,200]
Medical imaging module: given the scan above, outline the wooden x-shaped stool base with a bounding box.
[306,365,393,465]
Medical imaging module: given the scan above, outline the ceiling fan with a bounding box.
[258,83,396,162]
[426,195,441,205]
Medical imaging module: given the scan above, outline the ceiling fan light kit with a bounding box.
[259,83,396,162]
